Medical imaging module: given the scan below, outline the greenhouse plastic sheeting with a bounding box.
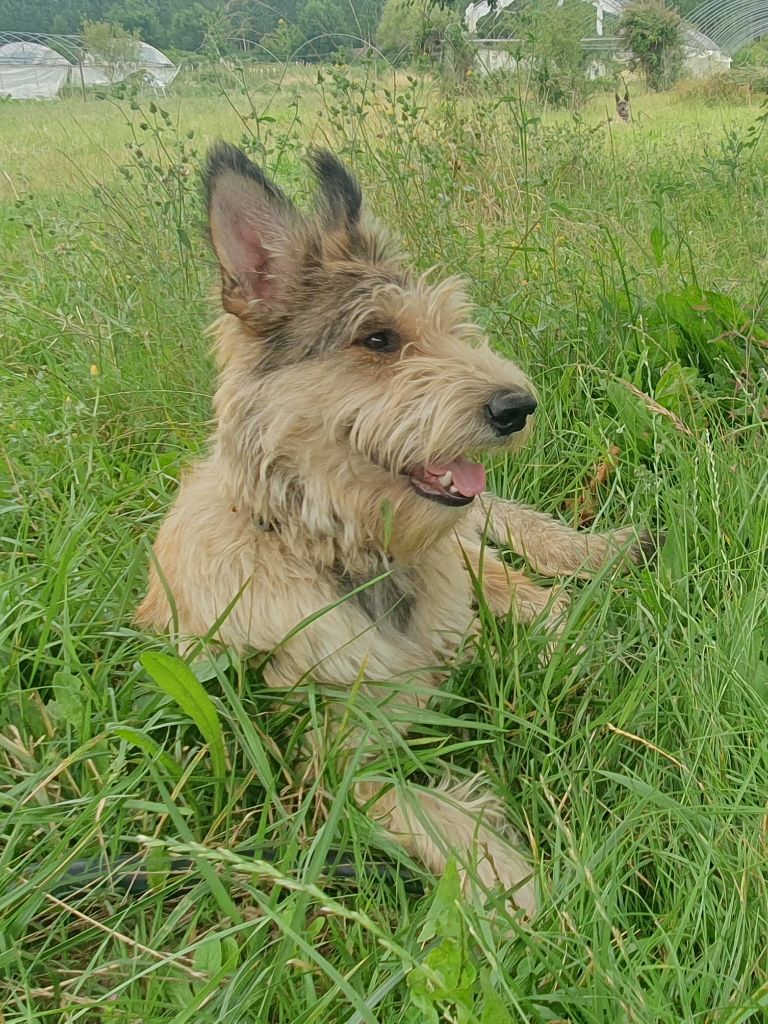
[0,41,71,99]
[0,38,178,98]
[80,42,179,87]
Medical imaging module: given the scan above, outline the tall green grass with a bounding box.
[1,68,767,1022]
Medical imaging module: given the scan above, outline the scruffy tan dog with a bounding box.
[137,143,658,918]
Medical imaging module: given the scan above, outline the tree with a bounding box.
[169,3,209,52]
[0,0,390,58]
[733,38,768,68]
[104,0,163,45]
[470,0,596,106]
[293,0,380,57]
[81,19,141,81]
[242,0,304,48]
[515,0,596,106]
[260,18,301,60]
[376,0,455,62]
[618,0,684,90]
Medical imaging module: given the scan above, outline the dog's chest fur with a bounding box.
[330,538,476,649]
[333,557,416,634]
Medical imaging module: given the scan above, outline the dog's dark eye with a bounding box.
[358,329,399,354]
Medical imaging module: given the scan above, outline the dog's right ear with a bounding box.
[309,149,363,229]
[204,142,300,316]
[615,92,621,104]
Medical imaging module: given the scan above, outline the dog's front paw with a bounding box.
[464,832,537,921]
[606,526,665,570]
[629,528,666,566]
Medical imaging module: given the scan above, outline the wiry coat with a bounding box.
[137,144,659,917]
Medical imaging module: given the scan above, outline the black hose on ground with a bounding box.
[31,849,422,896]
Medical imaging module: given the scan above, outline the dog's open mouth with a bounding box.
[408,459,486,507]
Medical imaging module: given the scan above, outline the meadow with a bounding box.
[1,65,768,1022]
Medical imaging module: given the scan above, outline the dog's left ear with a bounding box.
[624,89,630,102]
[309,149,363,229]
[204,141,302,316]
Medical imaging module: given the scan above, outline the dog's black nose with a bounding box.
[484,390,537,437]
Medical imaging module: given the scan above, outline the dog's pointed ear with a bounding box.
[624,89,630,102]
[204,142,300,316]
[615,92,621,104]
[309,149,363,228]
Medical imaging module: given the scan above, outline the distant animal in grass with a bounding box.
[615,88,631,124]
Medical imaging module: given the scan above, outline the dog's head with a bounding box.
[204,143,535,557]
[615,90,631,123]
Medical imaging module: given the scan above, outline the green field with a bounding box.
[2,70,768,1022]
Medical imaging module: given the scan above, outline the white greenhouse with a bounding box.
[0,40,71,100]
[79,41,179,89]
[465,0,733,77]
[0,33,179,99]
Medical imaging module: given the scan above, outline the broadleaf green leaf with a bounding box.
[111,725,183,781]
[140,652,226,780]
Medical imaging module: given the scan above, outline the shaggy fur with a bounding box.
[136,143,660,918]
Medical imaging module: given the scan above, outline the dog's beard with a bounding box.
[352,418,531,511]
[216,388,532,561]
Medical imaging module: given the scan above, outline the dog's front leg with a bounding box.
[265,604,537,918]
[355,775,536,919]
[461,539,570,636]
[473,495,661,580]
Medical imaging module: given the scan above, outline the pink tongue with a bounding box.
[427,459,486,497]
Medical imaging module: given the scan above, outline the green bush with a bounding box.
[618,0,684,90]
[674,67,768,104]
[475,0,602,108]
[376,0,455,64]
[732,38,768,68]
